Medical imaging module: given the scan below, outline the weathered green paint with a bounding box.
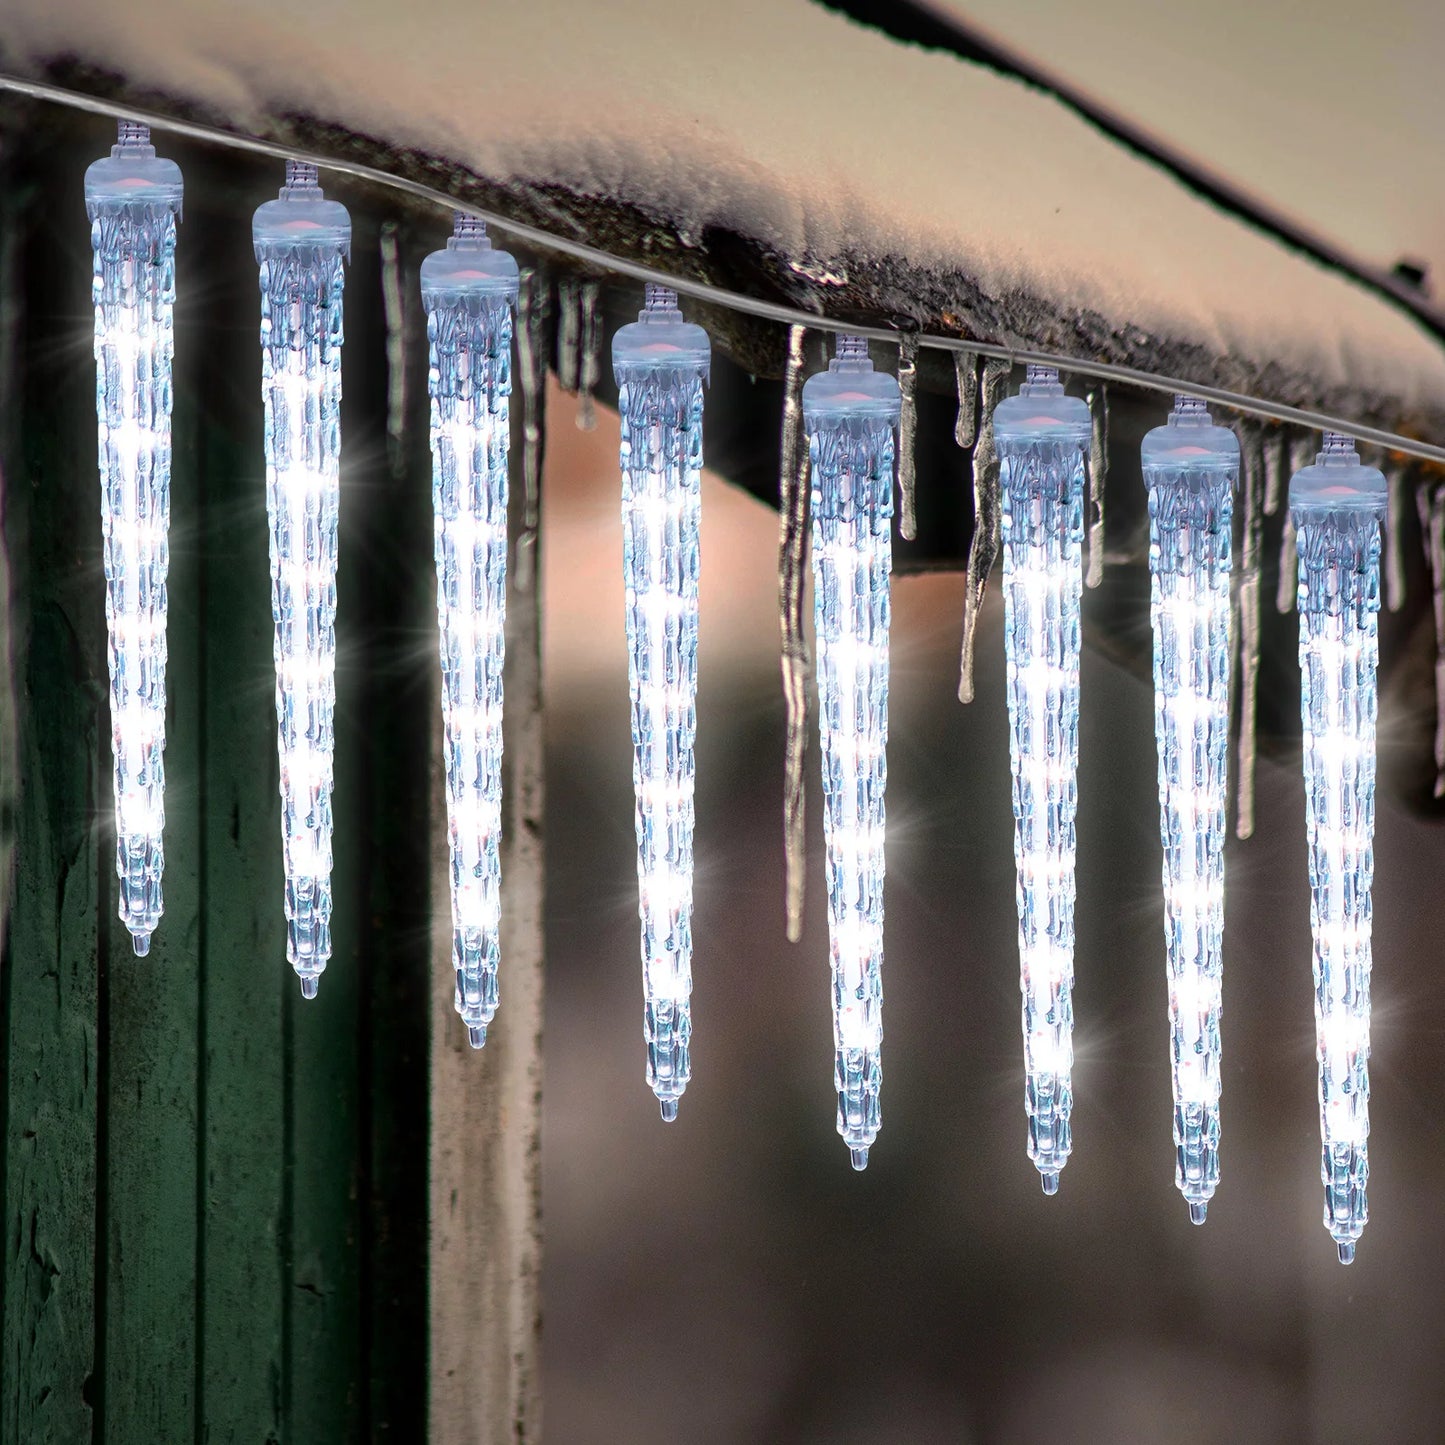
[2,110,471,1443]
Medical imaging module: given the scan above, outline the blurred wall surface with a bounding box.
[540,385,1445,1445]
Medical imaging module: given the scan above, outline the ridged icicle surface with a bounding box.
[254,165,350,997]
[613,287,710,1120]
[422,218,518,1048]
[804,336,898,1170]
[1292,439,1385,1265]
[86,125,182,957]
[1143,398,1237,1223]
[995,368,1091,1192]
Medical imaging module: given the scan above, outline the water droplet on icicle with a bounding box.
[958,358,1012,704]
[777,324,812,944]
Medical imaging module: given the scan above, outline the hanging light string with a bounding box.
[12,79,1444,466]
[253,160,351,998]
[995,364,1093,1194]
[421,214,520,1047]
[85,119,184,957]
[1142,396,1239,1224]
[803,334,900,1170]
[1290,432,1387,1265]
[613,285,711,1121]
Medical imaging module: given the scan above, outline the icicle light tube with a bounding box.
[421,215,519,1047]
[85,121,183,958]
[613,285,711,1120]
[996,365,1092,1193]
[803,335,900,1170]
[1290,433,1387,1265]
[1142,396,1239,1224]
[254,161,351,998]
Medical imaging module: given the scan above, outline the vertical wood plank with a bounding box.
[1,114,102,1445]
[101,122,201,1437]
[427,273,546,1445]
[186,138,289,1445]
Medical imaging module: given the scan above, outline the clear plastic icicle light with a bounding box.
[253,161,351,998]
[1142,396,1239,1224]
[803,335,900,1170]
[1290,431,1387,1265]
[612,285,711,1120]
[995,364,1092,1193]
[421,215,519,1048]
[86,121,183,958]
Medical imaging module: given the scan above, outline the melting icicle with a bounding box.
[953,350,978,450]
[1234,421,1265,840]
[1263,428,1287,517]
[777,323,812,944]
[957,358,1013,703]
[1290,432,1386,1266]
[803,333,899,1171]
[85,120,183,957]
[1142,396,1238,1225]
[421,215,519,1049]
[253,160,351,997]
[996,365,1092,1192]
[576,278,602,431]
[556,275,581,393]
[896,332,919,542]
[1085,384,1108,589]
[1384,460,1410,614]
[1425,482,1445,798]
[513,268,550,597]
[613,285,711,1121]
[378,220,407,472]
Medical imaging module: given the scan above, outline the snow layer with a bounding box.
[4,0,1445,424]
[939,0,1445,293]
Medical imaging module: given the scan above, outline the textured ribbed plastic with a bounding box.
[803,334,899,1169]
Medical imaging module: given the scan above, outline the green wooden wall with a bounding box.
[0,104,454,1442]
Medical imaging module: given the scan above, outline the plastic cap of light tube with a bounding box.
[801,334,900,421]
[1289,432,1387,515]
[612,284,710,376]
[253,160,351,259]
[420,213,519,303]
[85,121,183,215]
[993,364,1090,443]
[1141,394,1239,468]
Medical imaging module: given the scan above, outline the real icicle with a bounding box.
[1263,427,1287,517]
[378,220,407,472]
[421,215,519,1048]
[253,160,351,997]
[613,285,711,1120]
[556,275,581,393]
[1290,432,1386,1265]
[953,350,978,450]
[957,358,1013,704]
[1384,459,1410,614]
[1142,396,1238,1224]
[1085,384,1108,589]
[1234,421,1265,840]
[513,267,550,597]
[896,332,919,542]
[576,278,602,431]
[995,365,1092,1192]
[1424,481,1445,798]
[85,120,183,957]
[803,334,899,1170]
[777,323,812,943]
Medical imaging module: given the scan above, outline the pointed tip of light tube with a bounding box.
[1189,1201,1208,1226]
[299,974,319,1000]
[1040,1171,1060,1196]
[468,1024,488,1050]
[131,931,152,957]
[659,1097,680,1123]
[1337,1241,1356,1266]
[850,1147,869,1171]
